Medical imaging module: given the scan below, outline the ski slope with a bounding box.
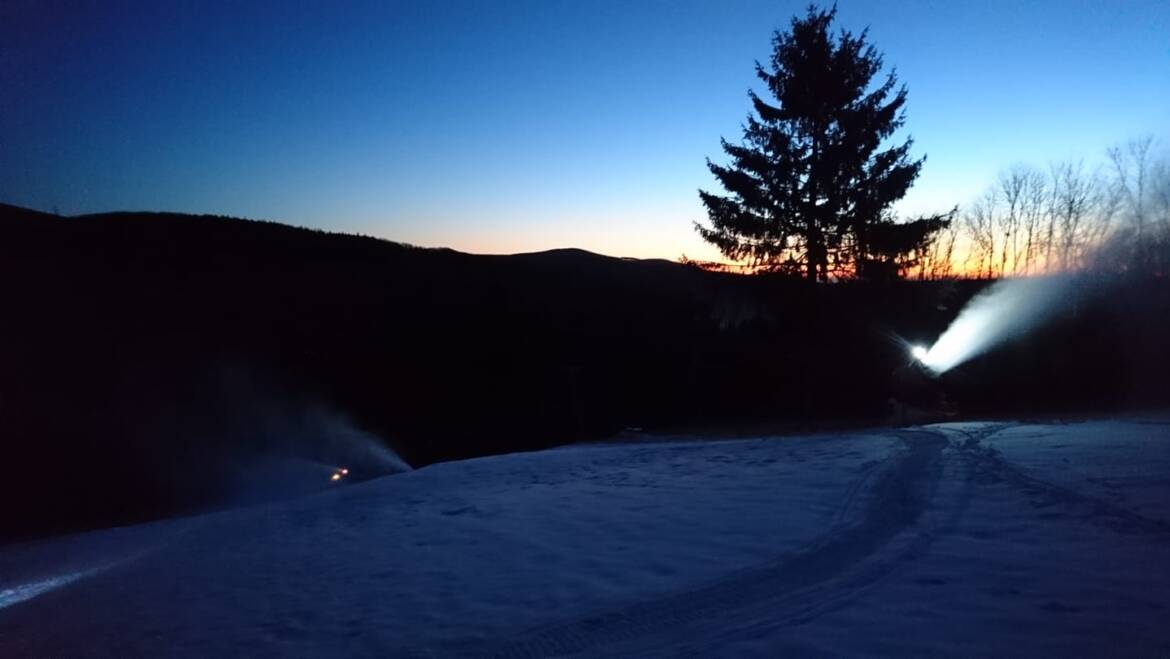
[3,420,1170,656]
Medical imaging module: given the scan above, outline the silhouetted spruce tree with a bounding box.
[696,5,924,281]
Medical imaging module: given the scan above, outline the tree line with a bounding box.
[917,136,1170,279]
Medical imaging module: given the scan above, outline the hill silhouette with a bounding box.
[1,203,1167,541]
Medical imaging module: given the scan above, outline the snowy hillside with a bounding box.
[3,420,1170,656]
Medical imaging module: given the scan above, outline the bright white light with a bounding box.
[910,345,928,361]
[920,275,1076,374]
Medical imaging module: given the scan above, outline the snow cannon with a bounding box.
[890,345,954,425]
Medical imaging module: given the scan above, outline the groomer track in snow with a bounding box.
[2,420,1169,656]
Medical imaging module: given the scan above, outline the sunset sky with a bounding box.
[2,0,1168,261]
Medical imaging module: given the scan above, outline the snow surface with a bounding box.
[2,420,1169,656]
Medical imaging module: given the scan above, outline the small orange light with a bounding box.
[330,473,341,481]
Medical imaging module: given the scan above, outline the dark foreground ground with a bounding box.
[2,202,1169,540]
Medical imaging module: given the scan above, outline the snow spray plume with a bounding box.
[303,407,412,474]
[223,407,411,505]
[921,275,1082,374]
[185,365,412,507]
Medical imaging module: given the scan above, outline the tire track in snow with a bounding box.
[412,429,955,658]
[946,424,1170,536]
[656,427,985,658]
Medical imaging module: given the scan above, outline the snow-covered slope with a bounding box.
[3,420,1169,656]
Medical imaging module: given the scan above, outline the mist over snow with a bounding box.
[922,275,1087,374]
[172,364,413,507]
[222,407,411,506]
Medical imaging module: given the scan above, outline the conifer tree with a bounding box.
[696,5,926,281]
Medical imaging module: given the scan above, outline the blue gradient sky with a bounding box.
[2,1,1167,260]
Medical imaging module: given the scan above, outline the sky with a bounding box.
[1,0,1168,261]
